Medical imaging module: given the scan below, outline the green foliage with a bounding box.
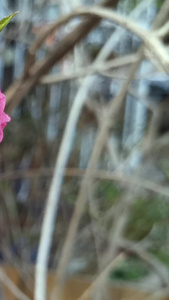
[62,179,79,205]
[159,159,169,179]
[0,12,18,33]
[156,0,165,9]
[95,181,121,211]
[109,257,148,281]
[126,198,169,241]
[153,251,169,268]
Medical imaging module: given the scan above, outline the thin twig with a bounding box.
[34,1,120,298]
[40,54,138,84]
[6,0,119,114]
[143,133,169,158]
[76,4,169,300]
[52,49,144,300]
[88,183,103,271]
[34,1,169,299]
[152,0,169,29]
[75,6,169,73]
[76,253,124,300]
[35,78,96,300]
[52,0,169,286]
[0,268,31,300]
[118,239,169,288]
[2,167,169,197]
[101,191,135,269]
[156,20,169,39]
[28,0,119,57]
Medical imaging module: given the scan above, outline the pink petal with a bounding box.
[0,90,11,142]
[0,91,6,111]
[0,127,4,143]
[1,123,7,130]
[0,112,11,124]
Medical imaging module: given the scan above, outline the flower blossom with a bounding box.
[0,90,11,142]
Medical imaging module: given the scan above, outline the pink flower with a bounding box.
[0,90,11,142]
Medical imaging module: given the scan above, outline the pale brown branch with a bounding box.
[53,2,169,298]
[143,109,162,148]
[6,0,120,115]
[75,6,148,39]
[143,289,169,300]
[75,6,169,73]
[156,20,169,39]
[40,54,138,84]
[101,191,135,270]
[52,49,144,300]
[29,0,119,56]
[118,239,169,288]
[77,254,124,300]
[152,0,169,29]
[25,0,118,71]
[88,183,103,271]
[29,13,79,55]
[0,268,31,300]
[143,133,169,159]
[1,167,169,198]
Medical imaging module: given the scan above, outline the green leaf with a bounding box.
[0,11,18,33]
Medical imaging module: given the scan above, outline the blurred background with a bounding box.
[0,0,169,299]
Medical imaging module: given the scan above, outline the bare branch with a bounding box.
[156,20,169,39]
[34,1,169,299]
[52,49,144,300]
[152,0,169,29]
[0,268,31,300]
[29,0,119,57]
[2,167,169,198]
[74,6,169,73]
[118,239,169,288]
[77,254,124,300]
[40,54,138,85]
[5,0,120,114]
[35,78,94,300]
[143,133,169,159]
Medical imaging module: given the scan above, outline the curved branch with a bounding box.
[51,50,144,300]
[75,6,169,73]
[118,239,169,288]
[40,54,138,84]
[0,269,31,300]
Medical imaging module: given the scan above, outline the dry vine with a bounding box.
[2,0,169,299]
